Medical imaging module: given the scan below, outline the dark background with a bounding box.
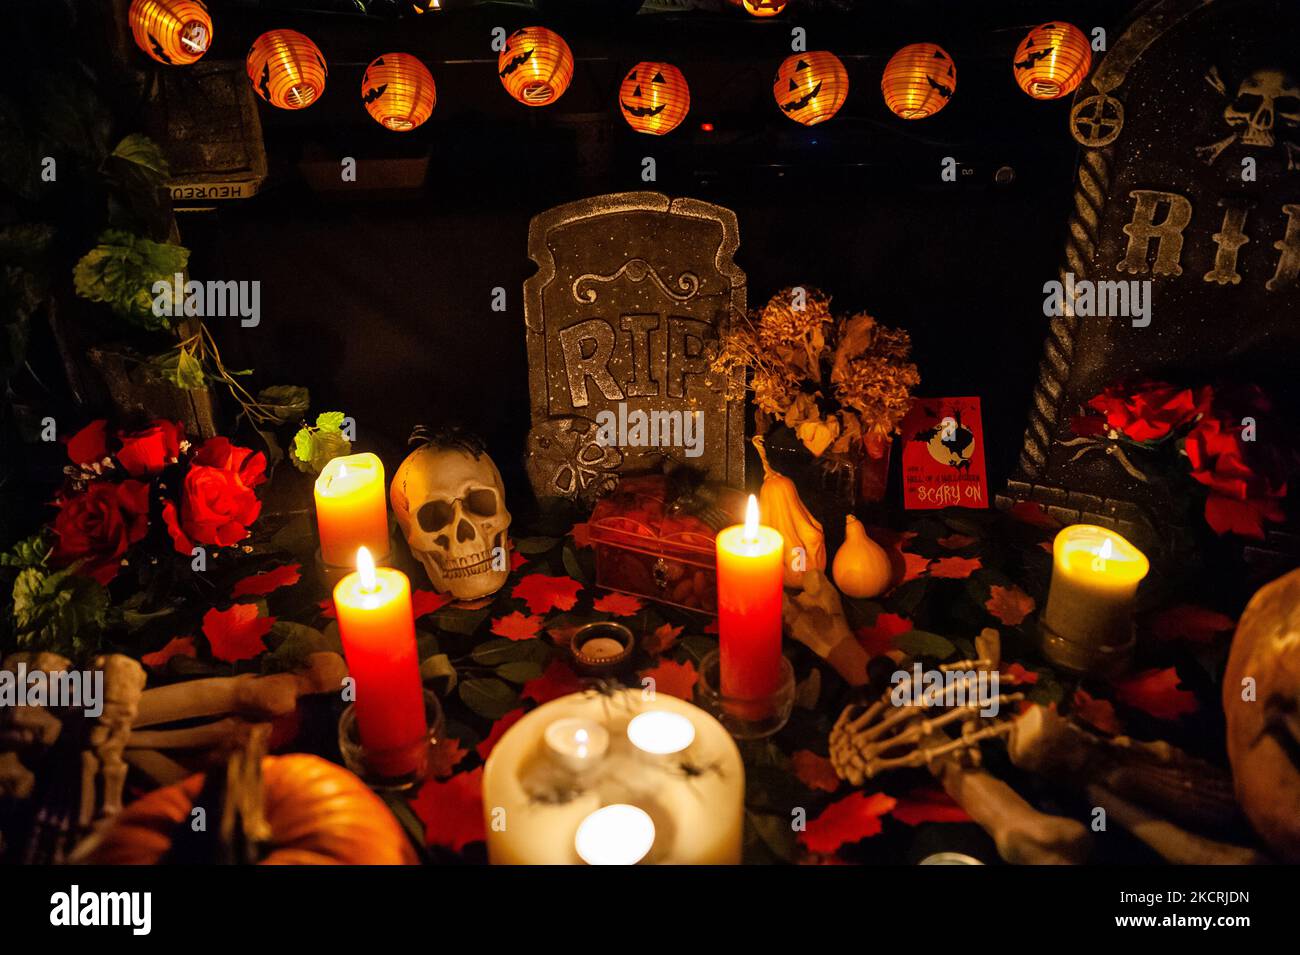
[15,0,1149,515]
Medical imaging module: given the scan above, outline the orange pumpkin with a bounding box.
[773,51,849,126]
[83,753,418,865]
[619,62,690,135]
[741,0,787,16]
[129,0,212,66]
[881,43,956,119]
[498,26,573,107]
[1012,22,1092,101]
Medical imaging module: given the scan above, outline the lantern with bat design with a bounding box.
[247,29,328,110]
[498,26,574,108]
[129,0,212,66]
[619,62,690,135]
[740,0,787,16]
[1012,22,1091,101]
[773,51,849,126]
[362,53,436,131]
[881,43,956,120]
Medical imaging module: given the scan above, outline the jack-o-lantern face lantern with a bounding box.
[129,0,212,66]
[498,26,574,107]
[247,29,328,110]
[619,62,690,135]
[882,43,956,119]
[362,53,436,131]
[773,51,849,126]
[741,0,787,16]
[1012,22,1091,100]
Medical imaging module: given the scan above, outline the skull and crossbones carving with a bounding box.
[1198,66,1300,170]
[391,431,512,600]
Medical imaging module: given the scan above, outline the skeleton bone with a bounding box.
[133,652,346,728]
[1008,704,1240,832]
[1196,133,1238,166]
[123,748,194,788]
[0,751,35,800]
[85,655,146,822]
[782,569,869,686]
[1084,783,1268,865]
[0,706,62,750]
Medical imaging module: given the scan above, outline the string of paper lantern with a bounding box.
[128,0,213,66]
[881,43,955,119]
[362,53,437,130]
[129,13,1094,128]
[619,62,691,135]
[246,29,329,110]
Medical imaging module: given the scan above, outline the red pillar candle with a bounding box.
[715,495,785,701]
[333,547,427,777]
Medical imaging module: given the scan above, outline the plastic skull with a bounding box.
[1224,69,1300,147]
[391,437,512,600]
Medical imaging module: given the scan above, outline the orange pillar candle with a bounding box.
[315,452,390,566]
[715,495,785,701]
[334,547,427,777]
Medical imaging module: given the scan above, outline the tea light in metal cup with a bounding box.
[627,711,696,756]
[574,804,656,865]
[919,851,983,865]
[543,718,609,773]
[570,620,634,674]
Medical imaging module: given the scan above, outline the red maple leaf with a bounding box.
[412,589,453,618]
[638,658,697,701]
[410,766,485,852]
[490,611,544,641]
[141,636,196,670]
[509,548,528,572]
[477,708,526,760]
[855,612,912,658]
[791,750,840,793]
[512,574,583,614]
[799,791,897,854]
[1009,501,1061,529]
[231,563,302,598]
[429,735,470,779]
[900,551,931,583]
[1114,668,1199,721]
[929,556,982,579]
[521,659,582,705]
[1071,690,1123,735]
[937,533,977,550]
[1002,662,1040,685]
[889,786,971,825]
[593,591,644,616]
[984,585,1036,625]
[570,521,593,549]
[641,622,683,656]
[318,598,336,620]
[202,604,274,663]
[545,620,584,647]
[1150,605,1236,645]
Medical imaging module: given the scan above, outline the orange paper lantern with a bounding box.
[410,0,441,11]
[881,43,956,119]
[773,51,849,126]
[1012,22,1092,100]
[498,26,574,107]
[129,0,212,66]
[619,62,690,135]
[362,53,436,131]
[247,29,328,111]
[742,0,787,16]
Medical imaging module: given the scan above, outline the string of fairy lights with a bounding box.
[129,0,1095,135]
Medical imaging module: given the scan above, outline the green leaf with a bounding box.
[459,677,518,719]
[471,638,550,667]
[72,231,189,330]
[893,629,957,660]
[290,410,352,474]
[681,634,719,663]
[108,133,170,180]
[514,536,561,556]
[420,653,457,691]
[496,661,544,684]
[263,621,336,673]
[433,605,490,636]
[562,545,589,586]
[257,385,310,425]
[1,532,50,569]
[11,565,109,658]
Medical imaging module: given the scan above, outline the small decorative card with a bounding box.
[899,397,989,510]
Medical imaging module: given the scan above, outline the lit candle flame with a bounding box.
[743,494,760,544]
[1091,537,1113,573]
[575,727,589,759]
[357,546,378,592]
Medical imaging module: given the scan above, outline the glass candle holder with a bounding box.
[694,648,794,739]
[338,687,444,791]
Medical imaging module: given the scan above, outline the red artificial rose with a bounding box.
[65,420,109,467]
[1184,414,1286,539]
[1072,380,1210,444]
[50,480,150,584]
[116,420,185,477]
[164,437,267,552]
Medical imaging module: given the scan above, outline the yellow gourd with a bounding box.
[832,515,893,598]
[753,435,825,587]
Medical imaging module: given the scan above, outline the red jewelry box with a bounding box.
[589,475,746,614]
